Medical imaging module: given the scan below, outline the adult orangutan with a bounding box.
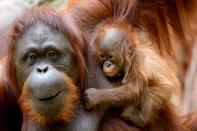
[66,0,197,130]
[0,7,118,131]
[0,7,88,131]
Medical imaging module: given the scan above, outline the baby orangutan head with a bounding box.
[91,24,136,78]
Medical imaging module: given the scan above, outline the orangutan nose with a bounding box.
[36,65,48,73]
[104,60,112,68]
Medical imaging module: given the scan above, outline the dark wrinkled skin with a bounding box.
[14,23,78,117]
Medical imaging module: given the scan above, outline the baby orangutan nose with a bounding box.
[104,60,112,67]
[103,60,119,77]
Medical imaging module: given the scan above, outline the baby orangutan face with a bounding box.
[94,27,126,78]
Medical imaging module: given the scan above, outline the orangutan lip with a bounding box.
[37,90,64,101]
[104,71,114,76]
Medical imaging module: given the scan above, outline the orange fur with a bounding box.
[68,0,196,56]
[66,0,197,130]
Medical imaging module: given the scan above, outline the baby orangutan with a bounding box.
[84,22,180,127]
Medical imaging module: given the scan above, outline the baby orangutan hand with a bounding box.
[83,88,101,109]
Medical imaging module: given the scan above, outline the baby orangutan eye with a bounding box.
[100,54,106,60]
[108,55,113,59]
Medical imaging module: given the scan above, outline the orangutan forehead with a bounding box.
[18,23,61,43]
[98,27,128,50]
[16,23,71,46]
[15,23,73,56]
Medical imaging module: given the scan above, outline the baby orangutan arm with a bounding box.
[84,81,144,109]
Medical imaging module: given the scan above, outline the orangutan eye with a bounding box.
[100,54,106,60]
[100,54,104,58]
[108,55,113,59]
[28,53,38,60]
[47,51,56,58]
